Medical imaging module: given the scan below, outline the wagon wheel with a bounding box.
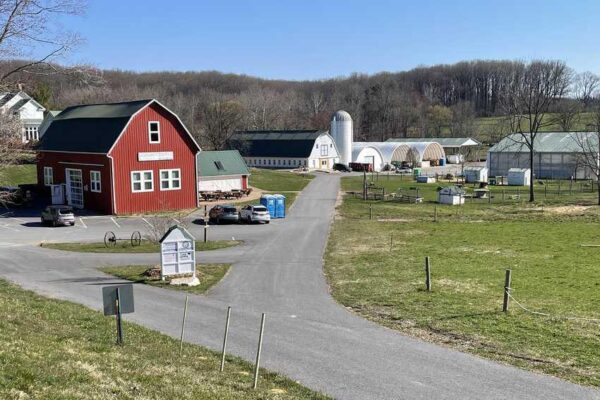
[104,231,116,248]
[131,231,142,247]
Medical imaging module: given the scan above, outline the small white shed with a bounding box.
[438,186,465,205]
[464,167,488,183]
[507,168,531,186]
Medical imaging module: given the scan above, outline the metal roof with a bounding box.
[38,100,153,153]
[332,110,352,122]
[230,130,329,158]
[387,137,481,147]
[488,132,598,153]
[196,150,249,178]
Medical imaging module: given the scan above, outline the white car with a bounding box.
[239,205,270,224]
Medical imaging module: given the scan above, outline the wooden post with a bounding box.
[204,222,208,243]
[179,295,189,356]
[502,189,505,201]
[434,206,438,222]
[502,269,512,312]
[253,313,266,389]
[544,184,547,199]
[425,257,431,292]
[220,306,231,372]
[558,181,561,196]
[369,203,373,220]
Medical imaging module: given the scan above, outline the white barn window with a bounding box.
[131,170,153,192]
[160,169,181,190]
[148,121,160,143]
[90,171,101,193]
[43,167,53,186]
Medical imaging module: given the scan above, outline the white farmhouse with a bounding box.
[0,91,46,143]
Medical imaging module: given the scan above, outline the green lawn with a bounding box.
[0,164,36,186]
[249,168,314,192]
[100,264,230,295]
[0,280,328,399]
[325,175,600,387]
[42,240,240,253]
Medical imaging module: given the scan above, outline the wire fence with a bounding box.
[506,290,600,324]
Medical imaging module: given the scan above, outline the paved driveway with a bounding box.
[0,175,598,400]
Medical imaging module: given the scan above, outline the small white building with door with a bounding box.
[507,168,531,186]
[0,91,46,143]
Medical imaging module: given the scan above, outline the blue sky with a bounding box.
[62,0,600,80]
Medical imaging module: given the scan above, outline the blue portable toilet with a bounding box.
[260,195,276,218]
[273,194,286,218]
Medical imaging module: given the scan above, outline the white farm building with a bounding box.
[232,130,340,170]
[230,110,447,171]
[487,132,599,180]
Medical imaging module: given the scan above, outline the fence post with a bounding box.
[220,306,231,372]
[502,269,512,312]
[544,185,547,199]
[502,189,505,201]
[434,206,438,222]
[425,257,431,292]
[253,313,266,389]
[179,295,189,356]
[369,203,373,220]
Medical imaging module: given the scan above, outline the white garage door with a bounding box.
[198,177,242,191]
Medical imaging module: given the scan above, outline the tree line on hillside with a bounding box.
[2,60,600,150]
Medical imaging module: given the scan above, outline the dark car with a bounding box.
[40,205,75,226]
[208,204,239,224]
[333,163,352,172]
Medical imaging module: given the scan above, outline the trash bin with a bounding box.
[439,158,446,166]
[413,168,422,177]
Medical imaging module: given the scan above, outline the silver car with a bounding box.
[41,205,75,227]
[239,205,270,224]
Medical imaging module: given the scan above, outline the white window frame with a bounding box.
[320,145,329,156]
[159,168,181,191]
[131,170,154,193]
[148,121,160,144]
[90,170,101,193]
[25,125,39,141]
[43,166,53,186]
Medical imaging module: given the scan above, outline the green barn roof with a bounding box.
[196,150,249,178]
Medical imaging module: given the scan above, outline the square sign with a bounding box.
[159,225,196,278]
[102,284,135,316]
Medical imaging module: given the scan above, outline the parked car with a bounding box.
[333,163,352,172]
[208,204,239,224]
[239,205,270,224]
[40,205,75,226]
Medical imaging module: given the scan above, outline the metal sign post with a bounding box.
[115,288,124,345]
[102,284,134,345]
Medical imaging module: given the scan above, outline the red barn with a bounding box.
[37,99,201,214]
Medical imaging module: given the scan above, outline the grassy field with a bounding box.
[100,264,231,295]
[325,175,600,387]
[42,240,240,253]
[0,164,36,186]
[0,280,328,399]
[249,168,314,192]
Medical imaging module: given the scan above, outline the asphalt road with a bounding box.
[0,174,598,399]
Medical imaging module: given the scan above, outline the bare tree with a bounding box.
[198,95,246,150]
[573,71,600,109]
[572,105,600,204]
[500,60,572,202]
[553,99,581,131]
[0,112,24,202]
[0,0,95,90]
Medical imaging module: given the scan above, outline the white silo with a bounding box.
[331,110,353,165]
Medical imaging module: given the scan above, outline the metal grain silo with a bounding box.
[331,110,353,165]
